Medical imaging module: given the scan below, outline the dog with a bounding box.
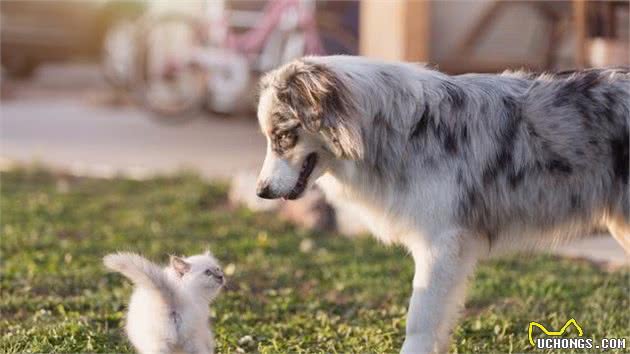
[254,55,630,353]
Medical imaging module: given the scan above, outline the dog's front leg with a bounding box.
[401,231,480,354]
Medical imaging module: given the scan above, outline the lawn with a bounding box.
[1,168,628,353]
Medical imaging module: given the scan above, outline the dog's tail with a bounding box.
[104,252,175,300]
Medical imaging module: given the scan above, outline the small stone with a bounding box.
[299,238,314,253]
[224,263,236,276]
[238,335,255,347]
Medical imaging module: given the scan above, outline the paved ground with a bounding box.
[1,63,265,179]
[1,63,627,266]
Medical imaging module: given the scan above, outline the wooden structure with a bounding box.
[359,0,429,62]
[359,0,629,72]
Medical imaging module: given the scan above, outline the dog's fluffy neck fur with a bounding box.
[311,56,451,183]
[314,57,456,233]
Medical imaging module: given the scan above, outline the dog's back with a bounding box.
[449,69,629,248]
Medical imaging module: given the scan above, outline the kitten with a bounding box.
[104,251,224,354]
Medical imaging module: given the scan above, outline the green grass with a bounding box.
[1,168,628,353]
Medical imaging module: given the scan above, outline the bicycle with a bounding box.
[103,0,325,122]
[104,0,356,123]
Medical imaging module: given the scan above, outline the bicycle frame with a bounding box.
[199,0,324,70]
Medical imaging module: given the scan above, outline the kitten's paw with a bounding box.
[401,333,436,354]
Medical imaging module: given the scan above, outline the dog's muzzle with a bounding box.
[256,184,274,199]
[256,153,318,200]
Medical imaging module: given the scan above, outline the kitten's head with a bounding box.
[170,251,224,301]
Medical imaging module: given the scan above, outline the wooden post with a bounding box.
[573,0,587,68]
[360,0,429,62]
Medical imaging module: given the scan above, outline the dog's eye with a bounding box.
[277,131,297,149]
[204,269,213,276]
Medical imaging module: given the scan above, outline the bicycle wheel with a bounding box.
[135,14,208,122]
[102,19,138,89]
[196,47,251,114]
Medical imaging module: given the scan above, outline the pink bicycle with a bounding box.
[135,0,325,120]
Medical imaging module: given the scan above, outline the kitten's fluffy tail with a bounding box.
[103,252,175,301]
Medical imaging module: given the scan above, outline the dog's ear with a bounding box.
[276,61,363,160]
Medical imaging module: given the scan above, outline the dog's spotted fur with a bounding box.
[256,56,630,353]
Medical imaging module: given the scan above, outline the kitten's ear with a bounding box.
[170,256,191,277]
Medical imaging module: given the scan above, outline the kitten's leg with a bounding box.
[136,343,172,354]
[137,325,177,354]
[128,330,172,354]
[182,337,213,354]
[181,341,198,354]
[205,334,216,354]
[401,230,482,354]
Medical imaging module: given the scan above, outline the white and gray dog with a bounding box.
[255,55,629,353]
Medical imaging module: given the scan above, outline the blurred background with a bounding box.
[1,0,629,263]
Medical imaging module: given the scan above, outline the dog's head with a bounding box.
[255,59,363,200]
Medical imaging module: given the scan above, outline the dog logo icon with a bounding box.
[528,318,584,347]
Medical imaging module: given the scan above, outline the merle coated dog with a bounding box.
[254,56,629,353]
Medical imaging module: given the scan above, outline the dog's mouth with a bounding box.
[285,153,318,200]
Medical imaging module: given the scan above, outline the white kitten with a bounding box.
[104,251,224,354]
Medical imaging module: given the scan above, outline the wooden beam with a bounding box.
[403,0,430,62]
[573,0,587,68]
[360,0,429,62]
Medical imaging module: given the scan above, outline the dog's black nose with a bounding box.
[256,184,274,199]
